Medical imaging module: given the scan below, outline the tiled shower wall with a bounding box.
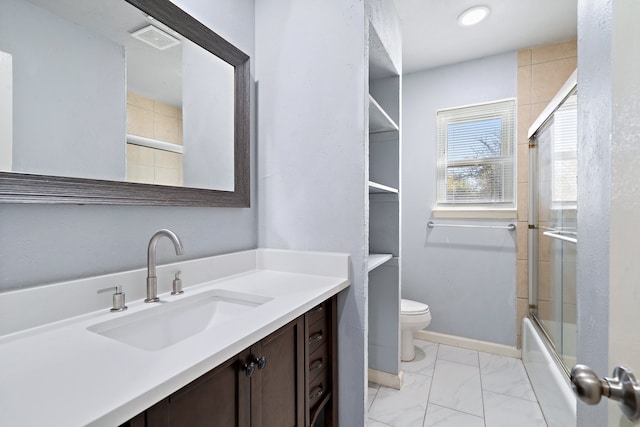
[516,40,577,347]
[126,92,183,186]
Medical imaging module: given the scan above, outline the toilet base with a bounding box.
[401,329,416,361]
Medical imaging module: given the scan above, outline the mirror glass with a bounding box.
[0,0,236,192]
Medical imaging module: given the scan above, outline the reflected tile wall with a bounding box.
[126,92,183,186]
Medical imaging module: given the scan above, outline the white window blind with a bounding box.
[436,99,515,207]
[551,91,577,207]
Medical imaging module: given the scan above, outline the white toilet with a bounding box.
[400,298,432,361]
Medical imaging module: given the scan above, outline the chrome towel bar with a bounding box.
[427,221,516,231]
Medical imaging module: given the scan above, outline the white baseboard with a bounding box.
[368,368,404,390]
[414,330,521,359]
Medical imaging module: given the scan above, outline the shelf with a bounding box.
[369,181,398,194]
[368,253,393,272]
[369,95,399,133]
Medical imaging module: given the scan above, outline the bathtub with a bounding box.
[522,318,577,427]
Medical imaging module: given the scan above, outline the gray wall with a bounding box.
[255,1,368,424]
[0,0,257,291]
[402,52,518,346]
[0,0,126,181]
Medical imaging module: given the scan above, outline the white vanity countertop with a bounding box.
[0,249,350,427]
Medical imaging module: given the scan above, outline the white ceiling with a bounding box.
[393,0,577,74]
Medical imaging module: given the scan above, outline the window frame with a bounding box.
[436,98,516,210]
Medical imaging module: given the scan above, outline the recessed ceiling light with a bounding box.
[457,6,490,27]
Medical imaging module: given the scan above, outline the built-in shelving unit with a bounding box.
[367,24,400,269]
[367,20,402,379]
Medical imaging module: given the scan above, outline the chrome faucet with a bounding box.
[145,229,184,303]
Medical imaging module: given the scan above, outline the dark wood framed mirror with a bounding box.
[0,0,250,207]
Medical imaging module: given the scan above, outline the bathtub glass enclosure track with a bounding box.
[528,77,577,374]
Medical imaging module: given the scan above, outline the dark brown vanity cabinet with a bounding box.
[142,350,252,426]
[305,298,338,427]
[250,316,305,426]
[122,296,338,427]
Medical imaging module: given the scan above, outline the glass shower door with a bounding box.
[529,87,577,370]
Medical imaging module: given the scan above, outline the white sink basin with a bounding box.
[87,290,272,351]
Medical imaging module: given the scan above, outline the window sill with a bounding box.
[431,208,517,219]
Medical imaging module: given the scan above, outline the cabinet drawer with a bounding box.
[308,343,329,382]
[307,366,329,413]
[307,314,328,354]
[305,300,328,325]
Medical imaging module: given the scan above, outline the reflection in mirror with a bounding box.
[551,89,577,211]
[0,50,10,172]
[125,14,185,188]
[0,0,237,193]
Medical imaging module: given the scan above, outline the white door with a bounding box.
[575,0,640,426]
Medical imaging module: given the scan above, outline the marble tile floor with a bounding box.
[367,339,547,427]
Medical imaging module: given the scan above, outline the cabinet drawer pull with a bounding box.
[256,356,267,370]
[309,304,324,314]
[309,358,324,372]
[243,361,256,377]
[309,386,324,400]
[308,332,324,344]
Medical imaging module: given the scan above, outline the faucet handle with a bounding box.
[171,271,183,295]
[97,286,128,312]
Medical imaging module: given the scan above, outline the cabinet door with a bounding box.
[250,318,305,427]
[145,349,251,427]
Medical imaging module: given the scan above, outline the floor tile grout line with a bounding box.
[425,345,490,424]
[477,350,546,425]
[479,353,540,403]
[367,415,393,426]
[479,352,548,426]
[426,402,487,421]
[367,383,380,412]
[481,390,549,427]
[481,388,539,403]
[368,369,433,426]
[475,349,488,426]
[520,357,552,426]
[421,343,439,427]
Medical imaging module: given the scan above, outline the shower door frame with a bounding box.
[527,72,577,379]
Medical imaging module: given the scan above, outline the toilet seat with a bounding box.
[401,298,429,316]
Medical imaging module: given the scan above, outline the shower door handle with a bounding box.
[570,364,640,420]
